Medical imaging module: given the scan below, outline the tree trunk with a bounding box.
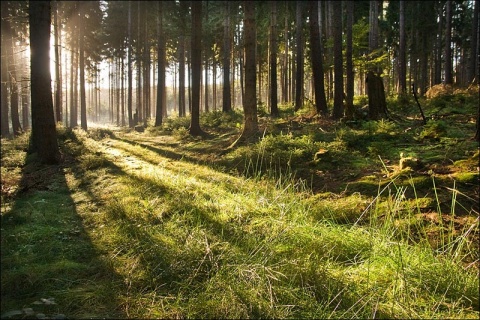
[398,0,407,94]
[444,0,453,85]
[79,2,87,131]
[189,1,205,136]
[294,1,304,111]
[469,0,479,84]
[8,36,22,135]
[29,0,59,164]
[236,1,258,143]
[178,2,186,117]
[367,0,387,120]
[0,2,9,137]
[155,1,165,127]
[309,0,328,116]
[54,0,62,123]
[222,2,232,112]
[332,0,343,119]
[269,1,279,117]
[127,0,133,127]
[345,0,354,119]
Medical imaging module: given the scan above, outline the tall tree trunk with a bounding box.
[0,2,9,137]
[136,1,143,124]
[444,0,453,85]
[127,0,133,127]
[236,1,258,143]
[309,0,328,116]
[70,22,78,128]
[79,3,87,131]
[332,0,343,119]
[367,0,387,120]
[29,0,59,164]
[398,0,407,94]
[8,36,22,135]
[222,2,232,112]
[269,1,279,117]
[282,5,288,104]
[189,1,205,136]
[434,3,443,85]
[345,0,354,119]
[469,0,479,84]
[54,0,62,123]
[155,1,165,127]
[178,3,186,117]
[143,1,150,125]
[294,1,304,111]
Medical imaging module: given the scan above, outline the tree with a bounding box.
[127,1,133,127]
[235,1,258,143]
[79,2,87,131]
[469,0,479,84]
[178,1,187,117]
[332,0,344,120]
[269,1,279,117]
[294,1,304,111]
[155,1,165,127]
[29,0,60,164]
[1,2,9,137]
[189,1,205,136]
[345,0,354,119]
[444,0,453,85]
[53,0,62,123]
[398,0,407,94]
[222,2,232,113]
[366,0,387,120]
[309,0,328,116]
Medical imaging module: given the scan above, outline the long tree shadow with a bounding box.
[1,149,126,318]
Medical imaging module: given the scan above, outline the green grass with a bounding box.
[1,90,479,319]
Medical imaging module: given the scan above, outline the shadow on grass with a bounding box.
[1,153,126,318]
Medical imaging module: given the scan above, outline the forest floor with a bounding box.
[1,89,479,319]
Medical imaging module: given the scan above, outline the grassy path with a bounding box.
[1,128,478,319]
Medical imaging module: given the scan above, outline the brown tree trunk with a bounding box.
[29,0,59,164]
[294,1,304,111]
[189,1,205,136]
[269,1,279,117]
[309,0,328,115]
[332,0,344,119]
[236,1,258,143]
[222,2,232,112]
[155,1,165,126]
[345,0,355,119]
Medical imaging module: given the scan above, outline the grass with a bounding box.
[1,90,479,319]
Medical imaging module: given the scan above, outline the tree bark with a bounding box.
[269,1,279,117]
[345,0,354,120]
[367,0,387,120]
[155,1,165,127]
[29,0,60,164]
[79,2,87,131]
[444,0,453,85]
[294,1,304,111]
[127,0,133,127]
[309,0,328,116]
[332,0,344,119]
[398,0,407,94]
[189,1,205,136]
[236,1,258,143]
[222,2,232,112]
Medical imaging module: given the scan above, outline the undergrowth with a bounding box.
[1,89,478,319]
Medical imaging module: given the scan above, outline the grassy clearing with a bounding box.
[1,90,479,319]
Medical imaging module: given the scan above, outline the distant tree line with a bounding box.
[1,1,479,160]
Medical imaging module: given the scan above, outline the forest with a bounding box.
[1,0,479,319]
